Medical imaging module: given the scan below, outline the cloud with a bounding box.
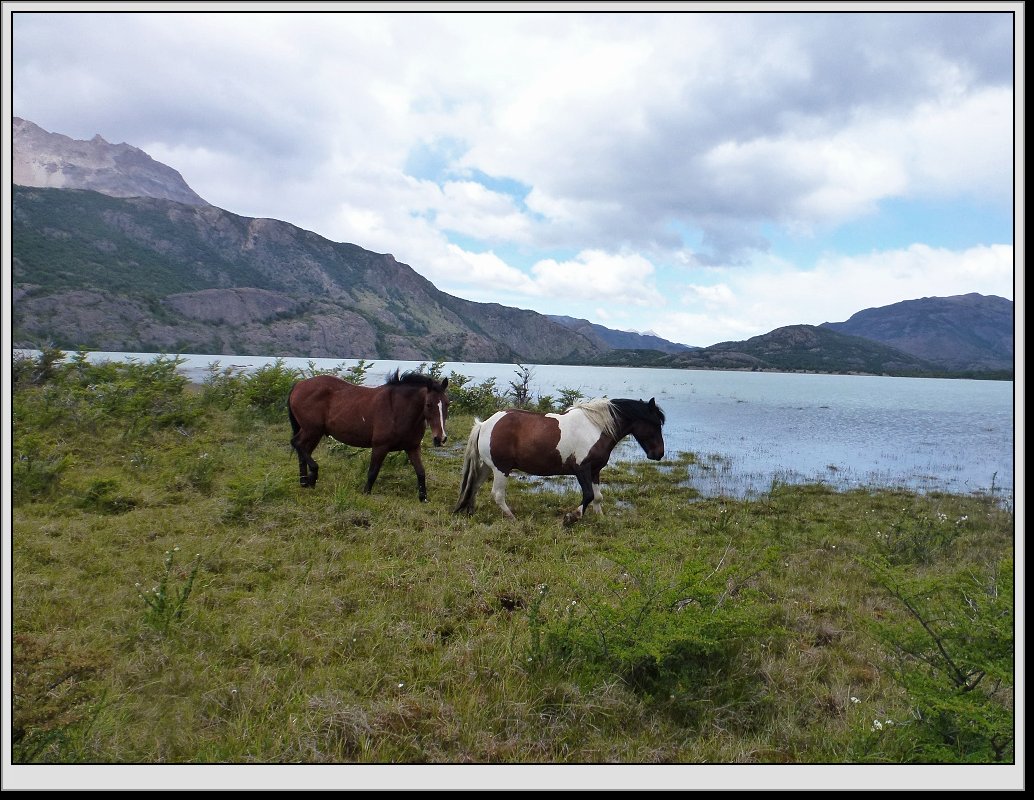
[11,10,1015,348]
[530,250,666,306]
[435,181,532,241]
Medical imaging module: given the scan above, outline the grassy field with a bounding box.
[9,353,1015,776]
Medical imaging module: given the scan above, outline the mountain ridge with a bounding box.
[820,294,1013,372]
[11,119,1014,378]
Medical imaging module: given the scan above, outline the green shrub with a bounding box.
[11,434,70,502]
[77,477,137,514]
[861,557,1014,762]
[446,372,503,417]
[136,546,202,634]
[240,359,303,421]
[12,345,65,387]
[199,362,249,408]
[872,507,966,566]
[13,350,199,443]
[531,553,774,705]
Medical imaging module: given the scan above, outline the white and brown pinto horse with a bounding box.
[454,397,666,524]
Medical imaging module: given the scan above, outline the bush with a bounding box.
[861,557,1014,762]
[13,350,198,437]
[446,372,503,417]
[530,553,773,708]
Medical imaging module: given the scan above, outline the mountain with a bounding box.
[12,117,209,207]
[11,186,602,362]
[547,315,694,354]
[820,294,1014,373]
[10,119,1013,377]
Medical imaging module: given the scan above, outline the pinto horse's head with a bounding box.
[424,377,450,446]
[615,397,666,461]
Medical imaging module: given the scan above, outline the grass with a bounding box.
[8,355,1016,774]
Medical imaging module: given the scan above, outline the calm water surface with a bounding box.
[62,352,1016,505]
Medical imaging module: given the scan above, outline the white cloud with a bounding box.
[435,181,531,241]
[905,87,1014,202]
[11,10,1015,348]
[531,250,666,307]
[432,245,538,295]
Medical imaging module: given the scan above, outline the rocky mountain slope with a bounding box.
[13,117,209,207]
[11,186,600,362]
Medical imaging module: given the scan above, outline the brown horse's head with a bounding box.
[614,397,666,460]
[387,370,451,446]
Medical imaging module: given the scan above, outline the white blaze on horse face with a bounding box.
[548,408,605,465]
[437,400,447,442]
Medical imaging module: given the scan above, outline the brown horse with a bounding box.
[288,369,449,502]
[454,397,665,524]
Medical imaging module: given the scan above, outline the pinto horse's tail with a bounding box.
[454,418,486,514]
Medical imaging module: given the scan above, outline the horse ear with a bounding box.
[648,397,656,409]
[442,377,448,390]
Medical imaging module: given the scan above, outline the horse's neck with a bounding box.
[590,413,632,455]
[392,387,427,424]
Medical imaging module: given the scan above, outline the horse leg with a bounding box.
[490,470,516,519]
[469,463,492,513]
[563,466,596,526]
[291,431,322,488]
[590,468,604,516]
[363,446,390,494]
[406,448,429,503]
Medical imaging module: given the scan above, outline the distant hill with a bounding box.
[820,294,1014,372]
[596,324,947,376]
[681,324,941,374]
[547,315,694,354]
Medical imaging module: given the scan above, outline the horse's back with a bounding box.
[482,408,570,475]
[290,375,374,429]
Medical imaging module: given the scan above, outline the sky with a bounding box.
[4,3,1021,347]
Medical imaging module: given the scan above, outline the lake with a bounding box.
[44,351,1017,506]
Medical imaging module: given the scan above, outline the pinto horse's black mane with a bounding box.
[385,369,447,392]
[611,397,666,426]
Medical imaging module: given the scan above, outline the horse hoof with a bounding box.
[563,512,580,526]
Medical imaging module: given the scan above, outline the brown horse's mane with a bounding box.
[384,369,447,393]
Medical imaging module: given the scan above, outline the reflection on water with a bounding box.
[45,351,1015,506]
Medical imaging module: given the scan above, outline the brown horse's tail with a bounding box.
[454,418,485,514]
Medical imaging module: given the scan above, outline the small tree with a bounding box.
[508,364,535,409]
